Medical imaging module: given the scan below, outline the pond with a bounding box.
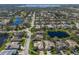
[48,31,70,38]
[12,16,23,26]
[0,33,8,47]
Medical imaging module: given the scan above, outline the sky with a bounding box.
[0,0,79,4]
[18,4,61,7]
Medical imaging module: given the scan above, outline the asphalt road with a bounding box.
[24,12,35,55]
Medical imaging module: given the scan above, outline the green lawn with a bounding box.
[20,37,26,46]
[30,27,36,33]
[51,48,57,54]
[0,44,6,51]
[29,41,39,55]
[0,38,10,51]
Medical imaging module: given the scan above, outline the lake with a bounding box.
[0,33,8,47]
[48,31,70,38]
[12,16,23,26]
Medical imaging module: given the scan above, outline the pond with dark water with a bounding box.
[48,31,70,38]
[0,33,8,47]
